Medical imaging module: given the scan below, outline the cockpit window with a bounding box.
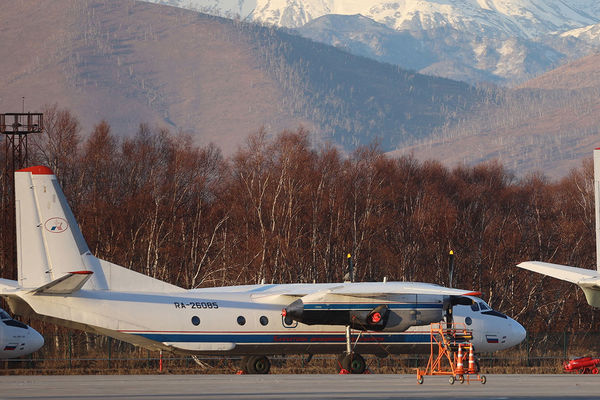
[470,302,480,312]
[479,302,489,311]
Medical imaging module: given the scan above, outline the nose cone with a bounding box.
[509,318,526,347]
[28,328,44,353]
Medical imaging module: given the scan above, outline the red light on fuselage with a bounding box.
[369,312,382,324]
[281,308,287,317]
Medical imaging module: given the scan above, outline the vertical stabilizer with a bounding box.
[595,149,600,272]
[15,166,107,290]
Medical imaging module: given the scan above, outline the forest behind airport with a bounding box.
[2,104,595,338]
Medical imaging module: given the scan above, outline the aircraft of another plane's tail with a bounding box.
[0,166,525,374]
[0,307,44,358]
[517,148,600,308]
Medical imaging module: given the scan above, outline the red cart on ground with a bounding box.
[564,357,600,374]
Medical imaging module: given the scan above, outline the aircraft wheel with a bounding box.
[342,353,366,374]
[246,355,271,374]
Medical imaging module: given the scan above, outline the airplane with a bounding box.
[0,307,44,359]
[518,148,600,308]
[0,166,525,374]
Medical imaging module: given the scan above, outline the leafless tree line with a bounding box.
[3,104,597,334]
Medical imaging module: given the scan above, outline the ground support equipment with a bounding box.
[415,323,486,385]
[564,357,600,374]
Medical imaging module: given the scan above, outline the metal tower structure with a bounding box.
[0,113,43,280]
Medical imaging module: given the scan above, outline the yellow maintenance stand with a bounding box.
[416,322,486,385]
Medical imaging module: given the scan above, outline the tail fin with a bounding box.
[15,166,107,289]
[15,166,183,293]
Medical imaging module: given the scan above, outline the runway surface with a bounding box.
[0,374,598,400]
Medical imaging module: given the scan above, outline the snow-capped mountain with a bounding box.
[145,0,600,84]
[148,0,598,34]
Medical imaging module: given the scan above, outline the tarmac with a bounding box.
[0,374,598,400]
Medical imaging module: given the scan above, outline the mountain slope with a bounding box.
[393,54,600,177]
[148,0,600,84]
[0,0,487,153]
[0,0,309,154]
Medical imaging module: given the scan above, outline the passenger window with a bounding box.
[479,302,489,311]
[470,302,480,312]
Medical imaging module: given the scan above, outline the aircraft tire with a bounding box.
[246,355,271,374]
[342,353,366,374]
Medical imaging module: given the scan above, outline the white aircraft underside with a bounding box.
[0,166,525,372]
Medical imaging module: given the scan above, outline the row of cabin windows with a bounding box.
[190,315,269,326]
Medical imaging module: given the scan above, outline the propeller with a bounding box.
[446,250,455,328]
[343,253,354,283]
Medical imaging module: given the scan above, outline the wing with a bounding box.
[517,261,600,308]
[517,261,600,283]
[324,282,480,297]
[251,281,480,303]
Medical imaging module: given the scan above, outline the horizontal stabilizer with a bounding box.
[0,278,20,293]
[32,271,93,295]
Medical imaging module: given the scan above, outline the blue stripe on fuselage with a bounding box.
[303,303,442,310]
[131,332,431,344]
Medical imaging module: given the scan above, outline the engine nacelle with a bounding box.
[283,300,391,331]
[282,295,452,332]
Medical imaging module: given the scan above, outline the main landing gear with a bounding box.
[240,355,271,374]
[337,325,368,374]
[337,352,367,374]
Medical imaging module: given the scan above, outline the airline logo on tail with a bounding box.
[44,217,69,233]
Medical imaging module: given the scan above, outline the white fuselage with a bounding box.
[8,283,524,356]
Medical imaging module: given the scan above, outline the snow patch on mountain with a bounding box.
[144,0,600,84]
[560,22,600,42]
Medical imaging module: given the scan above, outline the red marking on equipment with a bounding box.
[369,312,382,324]
[16,166,54,175]
[463,291,482,296]
[281,308,287,317]
[69,271,93,275]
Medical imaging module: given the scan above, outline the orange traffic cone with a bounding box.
[456,344,464,375]
[468,344,476,374]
